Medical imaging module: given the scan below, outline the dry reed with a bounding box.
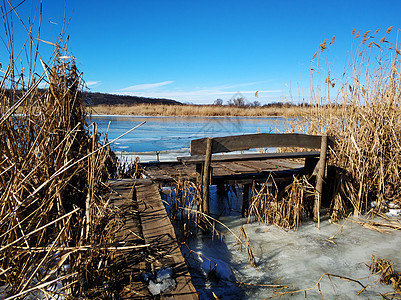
[370,255,401,295]
[247,175,315,231]
[291,27,401,217]
[89,103,308,117]
[0,3,146,298]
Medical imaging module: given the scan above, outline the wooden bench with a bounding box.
[177,133,334,223]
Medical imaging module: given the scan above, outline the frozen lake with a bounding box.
[90,115,401,299]
[88,115,291,162]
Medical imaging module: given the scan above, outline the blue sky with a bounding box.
[4,0,401,104]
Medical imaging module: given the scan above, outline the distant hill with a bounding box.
[83,92,182,106]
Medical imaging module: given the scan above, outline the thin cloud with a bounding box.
[115,80,280,104]
[212,80,271,90]
[119,81,174,92]
[86,81,101,87]
[119,89,280,98]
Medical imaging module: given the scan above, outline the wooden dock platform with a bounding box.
[141,133,334,221]
[109,178,198,299]
[142,158,305,185]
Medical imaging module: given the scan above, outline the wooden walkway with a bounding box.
[110,179,198,299]
[109,179,151,298]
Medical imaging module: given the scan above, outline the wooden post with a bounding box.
[314,135,328,228]
[202,138,212,215]
[241,183,250,217]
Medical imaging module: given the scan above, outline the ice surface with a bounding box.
[142,267,177,296]
[386,208,401,216]
[194,215,401,299]
[115,148,190,163]
[148,278,177,296]
[156,267,173,282]
[181,185,401,299]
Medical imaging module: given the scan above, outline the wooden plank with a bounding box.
[235,160,278,171]
[272,159,305,170]
[216,161,259,173]
[108,179,152,299]
[143,164,195,183]
[178,151,320,164]
[211,164,235,177]
[190,133,334,155]
[211,169,303,185]
[136,182,198,299]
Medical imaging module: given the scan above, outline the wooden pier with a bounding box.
[142,133,334,221]
[107,133,334,297]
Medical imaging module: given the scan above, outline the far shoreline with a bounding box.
[88,113,288,119]
[86,103,307,118]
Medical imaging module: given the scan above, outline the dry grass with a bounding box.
[370,255,401,295]
[89,103,309,117]
[247,175,315,231]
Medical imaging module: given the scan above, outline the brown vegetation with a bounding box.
[0,5,148,298]
[89,102,308,117]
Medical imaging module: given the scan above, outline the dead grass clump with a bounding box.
[248,176,315,231]
[370,255,401,294]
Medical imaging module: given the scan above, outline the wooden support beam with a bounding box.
[202,138,212,215]
[178,151,320,164]
[313,135,328,228]
[241,183,251,218]
[304,157,319,177]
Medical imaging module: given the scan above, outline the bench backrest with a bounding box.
[190,133,334,155]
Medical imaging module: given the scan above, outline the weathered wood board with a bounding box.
[108,179,151,299]
[136,181,198,299]
[178,151,320,163]
[143,159,305,185]
[190,133,334,155]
